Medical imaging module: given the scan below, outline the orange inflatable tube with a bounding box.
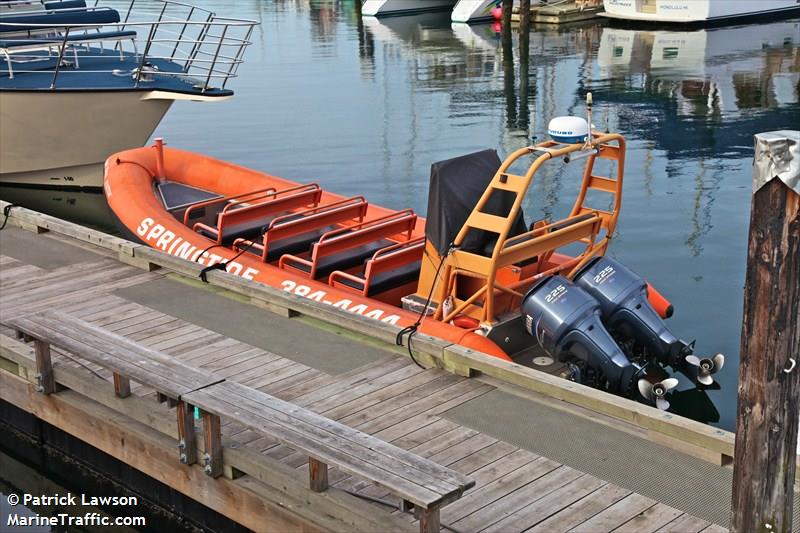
[647,282,673,319]
[104,144,513,361]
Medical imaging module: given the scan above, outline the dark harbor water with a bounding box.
[1,1,799,435]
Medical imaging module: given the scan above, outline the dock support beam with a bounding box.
[731,131,800,533]
[33,340,56,395]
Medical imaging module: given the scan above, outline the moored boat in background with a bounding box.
[601,0,800,24]
[362,0,458,17]
[0,0,257,189]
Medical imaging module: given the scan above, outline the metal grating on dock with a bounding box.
[0,226,733,532]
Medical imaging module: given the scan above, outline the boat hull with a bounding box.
[0,90,173,189]
[601,0,800,23]
[362,0,458,17]
[104,146,513,360]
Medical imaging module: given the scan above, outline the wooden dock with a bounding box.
[0,204,740,531]
[512,0,604,25]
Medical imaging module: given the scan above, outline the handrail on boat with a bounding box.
[0,0,258,91]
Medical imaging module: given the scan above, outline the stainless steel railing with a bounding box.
[0,0,258,92]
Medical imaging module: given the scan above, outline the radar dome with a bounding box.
[548,116,589,144]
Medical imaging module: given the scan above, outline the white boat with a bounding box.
[601,0,800,23]
[0,1,256,189]
[451,0,534,23]
[362,0,458,17]
[451,0,500,22]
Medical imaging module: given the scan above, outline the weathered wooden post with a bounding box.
[519,0,531,33]
[502,0,513,28]
[731,130,800,533]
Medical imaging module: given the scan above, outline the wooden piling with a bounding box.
[731,131,800,533]
[501,0,512,28]
[519,0,531,33]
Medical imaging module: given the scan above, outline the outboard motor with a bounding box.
[573,256,724,386]
[521,276,641,395]
[573,257,688,365]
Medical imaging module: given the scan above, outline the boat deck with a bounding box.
[0,224,747,532]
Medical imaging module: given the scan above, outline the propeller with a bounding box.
[685,353,725,386]
[638,377,679,410]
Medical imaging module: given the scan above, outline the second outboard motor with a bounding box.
[521,275,641,395]
[573,257,688,365]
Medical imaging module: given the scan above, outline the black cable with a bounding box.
[115,158,155,177]
[396,243,453,369]
[0,204,18,231]
[197,239,258,283]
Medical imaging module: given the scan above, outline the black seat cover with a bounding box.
[291,239,394,279]
[339,260,422,296]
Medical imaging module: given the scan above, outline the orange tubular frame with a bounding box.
[429,133,625,325]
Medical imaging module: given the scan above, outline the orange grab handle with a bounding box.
[647,282,673,319]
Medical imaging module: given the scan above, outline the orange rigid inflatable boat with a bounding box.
[104,139,510,358]
[105,123,724,407]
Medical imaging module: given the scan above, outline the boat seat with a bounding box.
[45,1,88,10]
[288,239,394,280]
[240,196,369,263]
[0,29,137,49]
[335,261,422,296]
[330,237,425,297]
[0,6,121,33]
[279,210,418,280]
[191,184,322,246]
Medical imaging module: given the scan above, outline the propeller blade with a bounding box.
[638,379,654,401]
[656,397,670,411]
[685,355,702,367]
[713,353,725,372]
[697,374,714,386]
[662,378,680,391]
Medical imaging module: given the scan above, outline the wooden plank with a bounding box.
[614,503,685,533]
[309,457,329,492]
[1,272,159,323]
[442,457,559,524]
[217,380,473,492]
[523,483,631,533]
[202,410,223,478]
[321,367,447,421]
[336,373,462,428]
[447,441,518,475]
[570,493,657,533]
[177,400,197,465]
[699,525,728,533]
[182,388,451,509]
[33,339,55,394]
[113,373,131,398]
[261,368,325,396]
[243,359,312,388]
[452,465,583,532]
[21,312,223,390]
[482,474,607,533]
[9,317,209,397]
[444,344,735,461]
[654,513,712,533]
[418,505,440,533]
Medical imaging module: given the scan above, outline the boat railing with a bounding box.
[0,0,258,92]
